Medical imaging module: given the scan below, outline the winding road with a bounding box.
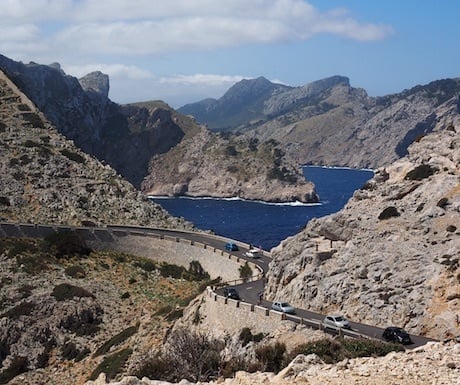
[0,222,436,349]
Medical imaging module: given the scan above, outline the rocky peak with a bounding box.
[79,71,110,99]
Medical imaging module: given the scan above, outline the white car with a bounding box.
[322,314,351,329]
[271,301,296,314]
[244,249,260,258]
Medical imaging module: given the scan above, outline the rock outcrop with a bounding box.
[264,105,460,340]
[142,127,319,203]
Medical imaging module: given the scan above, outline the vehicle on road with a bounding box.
[223,287,241,300]
[271,301,296,314]
[322,314,351,329]
[382,326,413,345]
[225,242,238,251]
[244,249,260,258]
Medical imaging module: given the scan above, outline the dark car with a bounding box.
[382,327,413,345]
[225,242,238,251]
[223,287,240,300]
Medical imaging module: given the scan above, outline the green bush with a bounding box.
[437,197,449,209]
[160,263,185,279]
[65,265,86,278]
[61,341,90,361]
[134,259,156,272]
[182,261,210,281]
[405,164,436,180]
[0,356,28,385]
[60,148,85,164]
[255,341,286,373]
[52,283,94,301]
[94,325,138,357]
[89,348,132,381]
[44,230,92,259]
[1,302,36,320]
[378,206,400,220]
[239,262,252,282]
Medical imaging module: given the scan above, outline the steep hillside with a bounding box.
[264,104,460,340]
[179,76,460,169]
[0,55,197,188]
[142,127,319,203]
[0,69,189,229]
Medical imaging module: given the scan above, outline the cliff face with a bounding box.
[0,69,190,229]
[264,101,460,340]
[0,55,194,189]
[142,127,319,203]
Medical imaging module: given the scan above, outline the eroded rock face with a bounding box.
[265,115,460,340]
[142,127,319,203]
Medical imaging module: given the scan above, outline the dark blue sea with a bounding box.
[151,166,374,250]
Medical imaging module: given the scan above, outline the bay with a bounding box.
[151,166,374,250]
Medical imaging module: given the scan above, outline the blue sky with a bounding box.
[1,0,458,107]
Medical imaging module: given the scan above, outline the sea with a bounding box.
[151,166,374,250]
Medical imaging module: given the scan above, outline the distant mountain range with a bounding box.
[179,75,460,169]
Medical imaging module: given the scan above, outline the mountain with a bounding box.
[178,76,292,130]
[179,76,460,169]
[0,55,315,203]
[0,68,190,229]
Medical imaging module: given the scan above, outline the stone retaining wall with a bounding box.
[87,233,261,283]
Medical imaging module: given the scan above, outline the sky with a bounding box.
[1,0,459,108]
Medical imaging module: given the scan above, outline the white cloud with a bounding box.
[159,74,248,86]
[0,0,393,60]
[63,63,153,80]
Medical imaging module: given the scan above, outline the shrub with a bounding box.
[405,164,436,180]
[0,356,28,384]
[255,341,286,373]
[446,225,457,233]
[94,325,138,357]
[134,259,156,272]
[239,262,252,282]
[44,230,92,259]
[160,263,185,279]
[437,197,449,209]
[0,197,10,206]
[89,348,132,381]
[182,261,210,281]
[52,283,94,301]
[60,148,85,164]
[65,265,86,278]
[2,302,36,320]
[133,328,224,382]
[378,206,400,220]
[61,341,90,361]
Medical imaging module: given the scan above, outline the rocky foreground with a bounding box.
[87,341,460,385]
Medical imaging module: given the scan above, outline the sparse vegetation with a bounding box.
[94,325,139,357]
[89,348,133,381]
[60,148,85,164]
[52,283,94,301]
[378,206,400,220]
[405,164,436,180]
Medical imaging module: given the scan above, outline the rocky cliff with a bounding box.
[263,101,460,341]
[179,76,460,169]
[142,127,319,203]
[0,69,189,229]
